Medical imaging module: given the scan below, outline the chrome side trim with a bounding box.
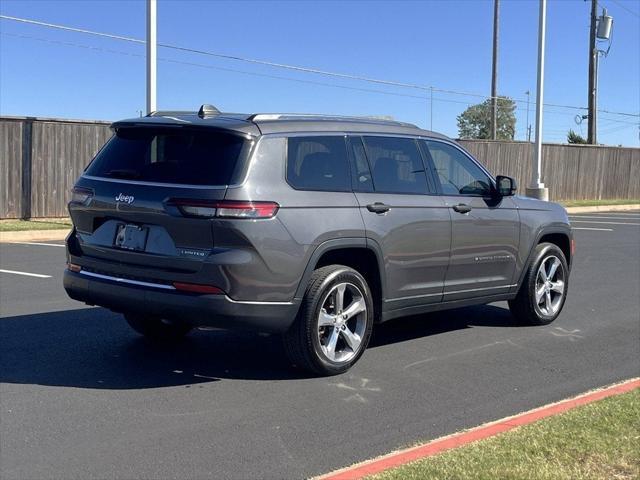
[77,270,294,302]
[385,292,442,303]
[443,284,517,295]
[81,175,228,190]
[78,270,176,290]
[224,297,294,306]
[385,283,517,303]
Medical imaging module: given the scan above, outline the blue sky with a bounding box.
[1,0,638,146]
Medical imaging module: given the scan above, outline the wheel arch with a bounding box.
[295,239,386,322]
[516,225,573,290]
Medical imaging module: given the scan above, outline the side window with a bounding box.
[363,136,429,194]
[348,137,374,192]
[424,141,493,196]
[287,136,351,192]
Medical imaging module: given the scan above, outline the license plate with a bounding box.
[114,224,148,251]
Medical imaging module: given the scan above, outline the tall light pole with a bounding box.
[490,0,500,140]
[430,86,434,130]
[525,90,531,142]
[526,0,549,201]
[146,0,157,114]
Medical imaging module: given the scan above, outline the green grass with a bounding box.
[0,218,72,232]
[560,199,640,207]
[369,389,640,480]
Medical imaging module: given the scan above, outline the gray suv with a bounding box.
[64,105,573,376]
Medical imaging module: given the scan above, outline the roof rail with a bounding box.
[147,110,195,117]
[247,113,417,127]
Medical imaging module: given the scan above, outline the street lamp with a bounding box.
[526,0,548,201]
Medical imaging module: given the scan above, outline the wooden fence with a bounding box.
[1,117,112,218]
[459,140,640,202]
[0,116,638,218]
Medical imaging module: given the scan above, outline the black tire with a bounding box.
[284,265,374,376]
[509,242,569,325]
[124,313,193,341]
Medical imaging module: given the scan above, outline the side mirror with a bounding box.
[496,175,517,196]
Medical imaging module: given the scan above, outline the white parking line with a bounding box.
[0,269,51,278]
[571,220,640,226]
[574,212,640,216]
[572,227,613,231]
[8,242,65,248]
[570,216,640,220]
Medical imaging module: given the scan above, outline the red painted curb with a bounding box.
[318,378,640,480]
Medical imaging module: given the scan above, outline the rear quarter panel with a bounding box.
[222,136,366,302]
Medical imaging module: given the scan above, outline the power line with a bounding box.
[0,14,427,91]
[608,0,640,18]
[0,32,423,102]
[4,31,489,108]
[2,13,638,119]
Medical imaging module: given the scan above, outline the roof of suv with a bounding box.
[111,109,450,140]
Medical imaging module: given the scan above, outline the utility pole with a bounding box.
[526,0,549,201]
[146,0,157,114]
[587,0,597,144]
[490,0,500,140]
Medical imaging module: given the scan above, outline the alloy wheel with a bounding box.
[535,255,566,316]
[317,282,367,363]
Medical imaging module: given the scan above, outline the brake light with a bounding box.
[70,187,94,205]
[168,199,279,219]
[173,282,224,294]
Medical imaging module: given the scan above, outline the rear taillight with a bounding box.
[70,187,94,205]
[168,199,279,219]
[173,282,224,294]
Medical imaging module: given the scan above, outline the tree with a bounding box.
[567,129,588,144]
[457,96,516,140]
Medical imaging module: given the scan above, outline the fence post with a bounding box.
[20,119,33,220]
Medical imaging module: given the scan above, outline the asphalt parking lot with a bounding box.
[1,210,639,480]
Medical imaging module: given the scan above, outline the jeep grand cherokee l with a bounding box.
[64,105,573,376]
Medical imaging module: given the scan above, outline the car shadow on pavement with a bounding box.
[370,303,519,348]
[0,304,521,389]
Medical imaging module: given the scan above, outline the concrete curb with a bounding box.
[0,229,70,243]
[316,378,640,480]
[565,204,640,213]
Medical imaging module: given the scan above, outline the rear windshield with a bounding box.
[85,127,248,185]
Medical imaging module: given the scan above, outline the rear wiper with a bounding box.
[105,169,141,180]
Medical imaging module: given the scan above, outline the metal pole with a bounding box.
[526,0,549,201]
[594,51,599,145]
[146,0,157,114]
[491,0,499,140]
[587,0,597,144]
[525,90,531,142]
[430,86,433,130]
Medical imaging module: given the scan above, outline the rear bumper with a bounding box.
[63,269,300,333]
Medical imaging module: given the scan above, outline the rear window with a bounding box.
[363,136,429,194]
[287,136,351,192]
[85,128,248,185]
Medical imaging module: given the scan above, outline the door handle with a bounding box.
[452,203,472,214]
[366,202,390,214]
